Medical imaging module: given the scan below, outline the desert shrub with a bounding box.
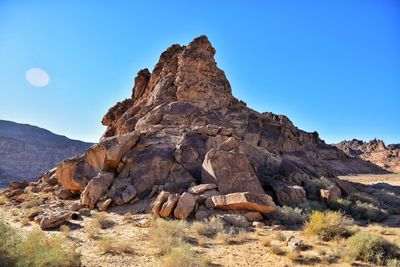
[345,232,399,265]
[159,242,209,267]
[0,195,8,205]
[21,197,45,209]
[149,218,189,254]
[1,217,80,267]
[17,230,81,267]
[274,232,286,242]
[260,236,272,246]
[94,213,116,229]
[269,245,286,256]
[304,211,351,241]
[191,216,224,237]
[0,218,20,266]
[273,206,307,226]
[352,201,388,222]
[150,219,209,266]
[85,219,101,238]
[328,198,388,222]
[299,200,326,211]
[97,236,134,255]
[388,258,400,267]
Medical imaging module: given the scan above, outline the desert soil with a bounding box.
[2,174,400,267]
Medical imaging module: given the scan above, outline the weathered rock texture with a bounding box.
[336,139,400,173]
[0,120,92,187]
[4,36,391,217]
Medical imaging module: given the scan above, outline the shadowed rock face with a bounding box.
[336,139,400,173]
[30,36,389,210]
[0,120,93,187]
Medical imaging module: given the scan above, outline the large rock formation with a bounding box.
[6,36,391,217]
[336,139,400,173]
[0,120,93,187]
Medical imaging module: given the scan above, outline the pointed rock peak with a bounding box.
[132,68,150,100]
[186,35,216,57]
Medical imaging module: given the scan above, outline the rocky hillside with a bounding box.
[336,139,400,173]
[2,36,391,225]
[0,120,93,187]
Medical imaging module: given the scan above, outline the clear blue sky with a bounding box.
[0,1,399,144]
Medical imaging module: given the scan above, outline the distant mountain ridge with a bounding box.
[336,138,400,173]
[0,120,93,187]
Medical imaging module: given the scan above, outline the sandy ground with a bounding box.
[340,173,400,186]
[2,173,400,267]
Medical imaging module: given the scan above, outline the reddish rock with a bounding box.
[159,193,180,218]
[80,172,114,209]
[210,192,276,215]
[188,183,217,194]
[174,192,196,219]
[151,191,172,217]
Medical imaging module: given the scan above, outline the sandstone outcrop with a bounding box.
[336,139,400,173]
[3,35,391,222]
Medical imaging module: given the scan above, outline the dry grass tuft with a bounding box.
[304,211,351,241]
[94,213,116,229]
[0,195,8,205]
[260,236,272,247]
[97,236,135,255]
[149,218,209,266]
[345,232,399,265]
[191,216,225,238]
[270,245,286,256]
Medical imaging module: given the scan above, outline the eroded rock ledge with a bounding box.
[2,36,386,226]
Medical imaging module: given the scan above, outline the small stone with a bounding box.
[188,184,217,194]
[222,214,249,228]
[97,198,112,211]
[79,208,91,217]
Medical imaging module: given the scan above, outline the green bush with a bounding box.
[328,198,388,222]
[0,218,80,267]
[304,211,351,241]
[0,219,20,266]
[273,206,307,226]
[345,232,399,265]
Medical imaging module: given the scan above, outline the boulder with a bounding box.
[243,211,263,222]
[210,192,276,214]
[335,179,357,196]
[79,208,91,217]
[39,212,71,230]
[198,189,221,204]
[320,186,342,201]
[202,138,265,195]
[174,192,196,219]
[121,185,137,203]
[28,211,41,221]
[151,191,172,217]
[9,181,29,190]
[56,188,74,200]
[188,183,217,194]
[286,236,305,252]
[70,203,84,211]
[97,198,112,211]
[159,193,180,218]
[80,171,114,209]
[273,185,307,206]
[222,214,250,227]
[55,156,97,192]
[194,205,211,220]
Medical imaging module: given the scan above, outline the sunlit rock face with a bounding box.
[31,36,388,210]
[336,139,400,173]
